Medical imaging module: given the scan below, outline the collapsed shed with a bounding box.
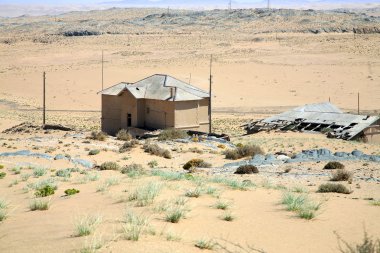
[243,102,380,142]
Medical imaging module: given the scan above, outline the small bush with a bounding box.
[30,198,50,211]
[88,149,100,156]
[116,129,132,141]
[234,165,259,174]
[221,212,235,221]
[0,199,9,221]
[119,140,139,153]
[90,131,107,141]
[148,160,158,168]
[0,165,4,169]
[195,239,216,250]
[128,182,163,207]
[75,215,102,237]
[224,143,264,160]
[185,188,202,198]
[330,169,353,182]
[33,167,47,177]
[123,211,149,241]
[165,206,187,223]
[143,142,171,159]
[0,172,6,179]
[56,168,72,178]
[317,183,351,194]
[121,164,145,178]
[281,192,321,220]
[65,188,80,196]
[99,162,120,171]
[337,231,380,253]
[183,159,212,170]
[158,128,188,141]
[35,185,55,197]
[324,161,345,170]
[215,200,230,210]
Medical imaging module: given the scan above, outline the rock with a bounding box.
[352,150,363,157]
[277,155,290,161]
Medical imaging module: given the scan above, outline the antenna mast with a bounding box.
[43,72,46,126]
[101,50,104,90]
[228,0,232,11]
[209,55,213,133]
[267,0,270,9]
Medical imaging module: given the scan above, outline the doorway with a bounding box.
[127,113,132,127]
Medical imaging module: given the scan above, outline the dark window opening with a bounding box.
[127,114,132,127]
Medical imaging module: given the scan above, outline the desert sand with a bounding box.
[0,7,380,253]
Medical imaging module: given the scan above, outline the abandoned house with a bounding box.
[99,74,210,135]
[243,102,380,143]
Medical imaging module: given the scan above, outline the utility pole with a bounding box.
[209,55,213,133]
[228,0,232,11]
[43,71,46,126]
[189,73,192,85]
[358,92,360,115]
[267,0,270,9]
[101,50,104,91]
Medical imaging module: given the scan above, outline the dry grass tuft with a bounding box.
[224,143,264,160]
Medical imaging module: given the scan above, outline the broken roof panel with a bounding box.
[248,102,380,141]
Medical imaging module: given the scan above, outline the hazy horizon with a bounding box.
[0,0,379,17]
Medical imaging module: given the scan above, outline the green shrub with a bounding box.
[90,131,107,141]
[35,185,55,197]
[281,192,321,220]
[99,161,120,171]
[119,140,139,153]
[214,200,230,210]
[324,161,345,170]
[185,188,202,198]
[183,159,212,170]
[88,149,100,156]
[0,165,4,169]
[317,183,351,194]
[337,231,380,253]
[65,188,80,196]
[33,167,47,177]
[116,129,132,141]
[165,206,187,223]
[121,164,145,178]
[195,239,216,250]
[148,160,158,168]
[221,212,235,221]
[224,143,264,160]
[30,198,50,211]
[234,165,259,174]
[56,168,72,178]
[122,211,149,241]
[0,199,9,221]
[143,142,171,159]
[75,215,102,237]
[128,182,163,207]
[0,172,6,179]
[330,169,353,182]
[158,128,188,141]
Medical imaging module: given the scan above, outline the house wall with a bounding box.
[101,95,122,135]
[144,99,175,129]
[120,91,138,129]
[175,98,210,133]
[364,120,380,144]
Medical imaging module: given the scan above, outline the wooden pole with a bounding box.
[101,50,104,91]
[209,55,213,133]
[358,92,360,115]
[43,71,46,126]
[189,73,192,85]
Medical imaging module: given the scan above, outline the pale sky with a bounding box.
[0,0,379,17]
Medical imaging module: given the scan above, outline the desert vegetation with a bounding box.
[317,183,352,194]
[143,142,171,159]
[224,143,264,160]
[157,128,188,141]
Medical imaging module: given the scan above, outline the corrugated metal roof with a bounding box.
[261,102,379,140]
[100,74,209,101]
[98,82,129,95]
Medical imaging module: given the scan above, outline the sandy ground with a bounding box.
[0,7,380,253]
